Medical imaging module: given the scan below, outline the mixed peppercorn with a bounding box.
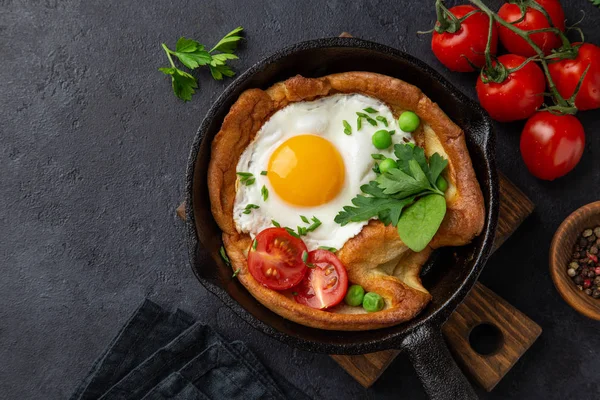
[567,227,600,299]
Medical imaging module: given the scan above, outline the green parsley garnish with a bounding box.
[356,112,377,127]
[236,172,255,186]
[302,251,308,263]
[260,170,268,176]
[296,216,321,236]
[357,115,362,131]
[261,185,269,201]
[242,204,259,214]
[371,154,386,160]
[219,246,231,266]
[389,130,396,135]
[159,27,244,101]
[285,227,301,238]
[271,220,281,227]
[252,239,257,250]
[232,268,241,278]
[307,216,321,232]
[318,246,338,253]
[363,107,378,114]
[335,143,449,252]
[376,116,388,127]
[343,120,352,135]
[292,291,298,296]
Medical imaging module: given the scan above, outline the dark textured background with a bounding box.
[2,0,599,398]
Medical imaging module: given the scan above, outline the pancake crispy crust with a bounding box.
[208,72,485,331]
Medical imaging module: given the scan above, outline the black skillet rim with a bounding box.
[184,36,499,354]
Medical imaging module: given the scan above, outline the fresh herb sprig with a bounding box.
[159,27,244,101]
[589,0,600,7]
[335,143,449,251]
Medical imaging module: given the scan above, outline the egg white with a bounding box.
[233,94,414,251]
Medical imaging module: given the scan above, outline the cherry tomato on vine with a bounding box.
[520,112,585,181]
[432,5,498,72]
[498,0,565,57]
[476,54,546,122]
[548,43,600,111]
[247,228,308,290]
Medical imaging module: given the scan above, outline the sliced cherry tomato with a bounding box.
[520,112,585,181]
[294,250,348,310]
[432,5,498,72]
[247,228,308,290]
[476,54,546,122]
[548,43,600,111]
[498,0,565,57]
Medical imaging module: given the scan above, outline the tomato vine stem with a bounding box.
[468,0,577,114]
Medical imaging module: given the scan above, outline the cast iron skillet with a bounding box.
[185,37,499,399]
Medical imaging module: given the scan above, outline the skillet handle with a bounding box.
[401,324,477,400]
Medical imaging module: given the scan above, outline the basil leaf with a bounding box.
[397,194,446,252]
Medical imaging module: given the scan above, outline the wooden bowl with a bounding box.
[550,201,600,320]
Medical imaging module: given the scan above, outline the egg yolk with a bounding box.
[267,135,345,207]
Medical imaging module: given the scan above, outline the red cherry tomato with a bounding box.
[432,5,498,72]
[498,0,565,57]
[476,54,546,122]
[520,112,585,181]
[548,43,600,111]
[294,250,348,310]
[247,228,308,290]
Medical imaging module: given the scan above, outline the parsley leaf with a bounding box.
[209,64,235,80]
[210,26,244,53]
[159,27,244,101]
[334,195,415,226]
[376,160,430,197]
[158,67,197,102]
[589,0,600,8]
[427,153,449,188]
[173,37,212,69]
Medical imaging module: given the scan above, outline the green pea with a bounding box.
[436,175,448,192]
[362,292,384,313]
[372,130,392,149]
[344,284,365,307]
[379,158,397,173]
[399,111,420,132]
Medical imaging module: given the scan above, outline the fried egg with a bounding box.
[233,94,414,251]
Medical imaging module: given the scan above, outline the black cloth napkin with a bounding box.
[71,300,310,400]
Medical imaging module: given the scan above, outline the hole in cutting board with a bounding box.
[468,323,504,355]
